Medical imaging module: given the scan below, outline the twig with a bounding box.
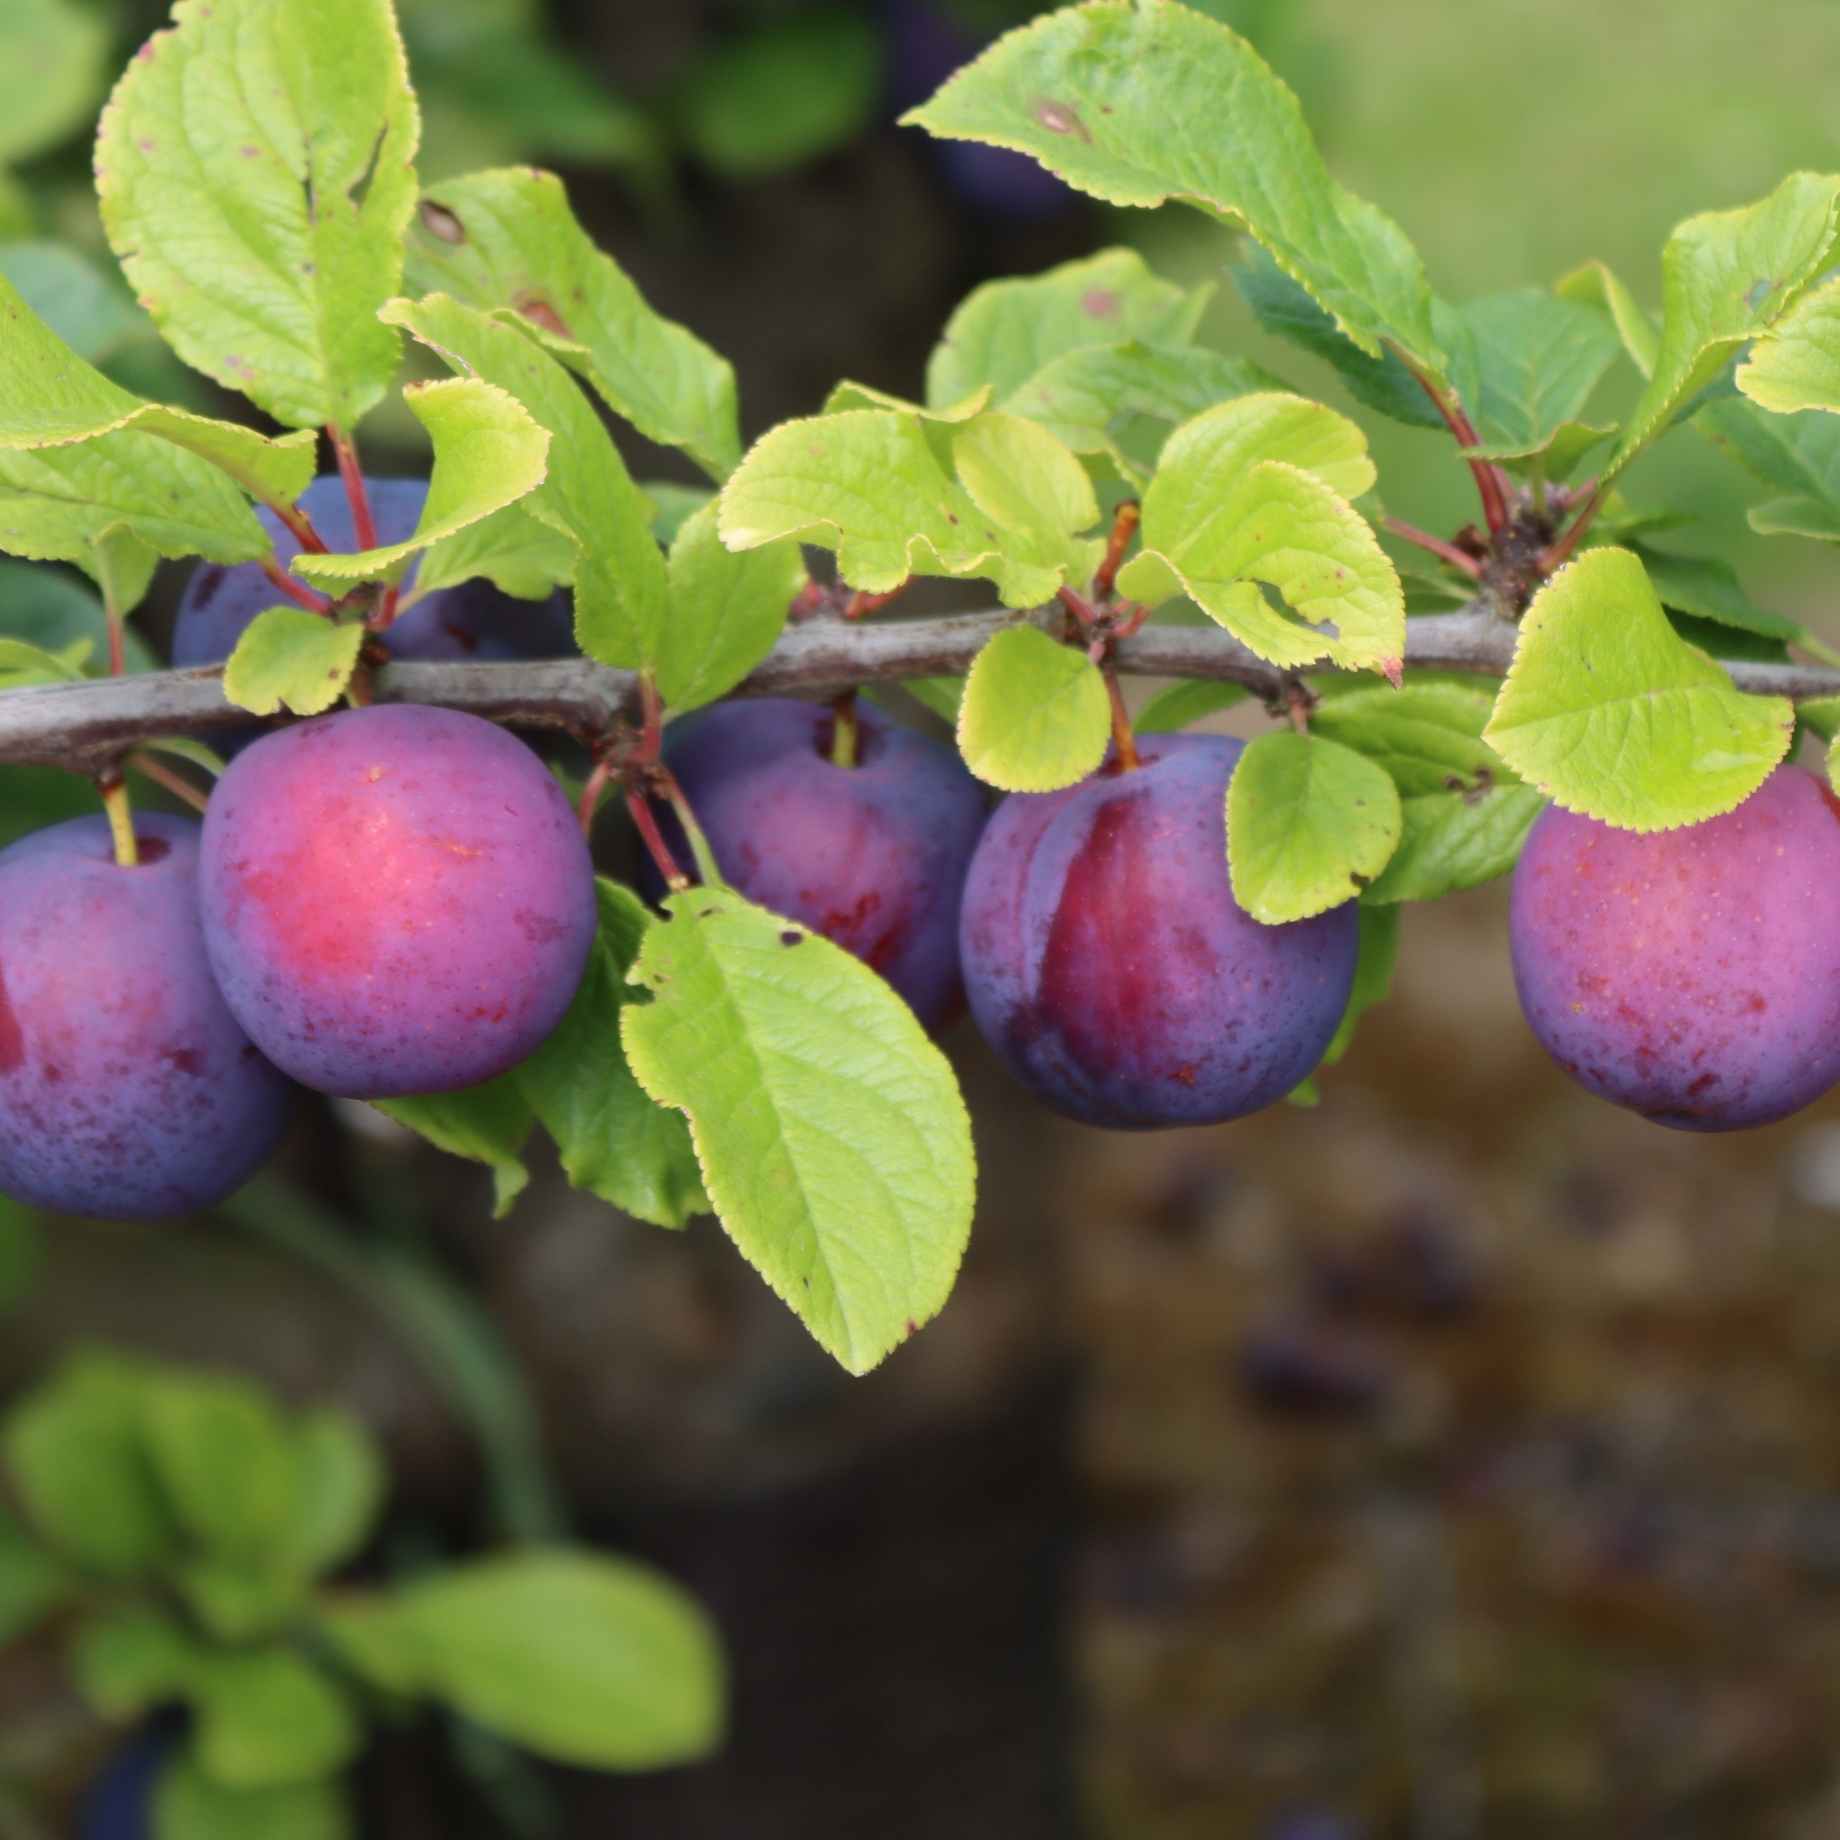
[1382,515,1484,579]
[3,603,1839,776]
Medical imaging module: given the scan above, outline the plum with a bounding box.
[1509,763,1840,1130]
[958,734,1358,1127]
[172,474,574,672]
[81,1719,179,1840]
[652,698,988,1030]
[198,705,596,1097]
[0,813,291,1219]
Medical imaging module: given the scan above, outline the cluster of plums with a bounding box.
[4,477,1840,1222]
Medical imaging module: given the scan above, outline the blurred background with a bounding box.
[6,1,1840,1835]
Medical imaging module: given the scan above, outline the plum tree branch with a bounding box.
[4,603,1840,776]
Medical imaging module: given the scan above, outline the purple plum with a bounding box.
[653,698,988,1029]
[1509,763,1840,1130]
[197,705,596,1097]
[0,813,292,1219]
[958,734,1358,1127]
[81,1718,180,1840]
[172,474,574,672]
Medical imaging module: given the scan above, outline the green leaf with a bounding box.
[644,481,716,547]
[956,625,1111,792]
[622,888,976,1374]
[0,636,89,688]
[376,1549,724,1770]
[292,380,549,588]
[414,503,576,603]
[222,610,364,719]
[1556,259,1660,379]
[174,1560,308,1644]
[1002,342,1282,486]
[868,676,965,723]
[0,559,157,672]
[96,0,420,429]
[904,3,1445,378]
[1452,289,1620,470]
[71,1606,200,1718]
[284,1411,385,1580]
[190,1649,360,1787]
[1226,730,1402,923]
[382,293,669,670]
[825,380,991,422]
[0,0,108,166]
[1117,396,1403,678]
[1632,544,1799,640]
[925,247,1210,410]
[1737,273,1840,415]
[0,243,145,365]
[1482,547,1794,830]
[3,1354,179,1577]
[0,1511,74,1643]
[1232,246,1442,429]
[719,408,1101,608]
[376,1074,533,1219]
[1607,173,1840,482]
[405,167,741,479]
[154,1752,352,1840]
[141,1368,298,1561]
[677,9,881,178]
[1748,494,1840,542]
[514,882,707,1230]
[656,503,802,713]
[1361,781,1545,905]
[1133,678,1248,735]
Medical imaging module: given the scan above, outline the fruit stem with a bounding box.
[1398,353,1511,536]
[1094,500,1141,599]
[98,771,137,866]
[1100,659,1142,772]
[656,766,725,886]
[1380,515,1484,580]
[626,787,690,891]
[261,557,334,616]
[127,751,210,815]
[327,424,379,552]
[828,691,859,768]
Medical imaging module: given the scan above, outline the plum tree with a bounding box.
[171,475,575,671]
[958,735,1359,1128]
[0,813,291,1218]
[652,697,988,1029]
[1509,764,1840,1130]
[197,705,597,1097]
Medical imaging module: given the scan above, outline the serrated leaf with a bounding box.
[1737,273,1840,415]
[643,481,716,546]
[1556,259,1660,379]
[824,381,991,421]
[904,3,1445,377]
[376,1074,533,1219]
[1607,172,1840,482]
[622,888,975,1374]
[190,1649,360,1787]
[413,501,576,601]
[1698,394,1840,504]
[1749,494,1840,541]
[0,242,145,365]
[514,881,706,1229]
[1632,545,1798,640]
[405,167,740,479]
[381,1551,724,1769]
[1119,396,1401,677]
[382,293,669,669]
[1311,679,1507,792]
[1451,288,1620,471]
[221,610,363,718]
[1226,730,1402,924]
[293,380,548,588]
[0,636,90,688]
[96,0,420,429]
[141,1368,298,1561]
[926,247,1210,409]
[656,503,802,713]
[1482,546,1794,830]
[1133,678,1248,735]
[956,625,1110,792]
[718,408,1100,608]
[154,1752,352,1840]
[1233,246,1442,429]
[1361,782,1546,905]
[0,0,108,166]
[1003,341,1283,485]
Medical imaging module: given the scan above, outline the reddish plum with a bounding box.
[958,734,1358,1127]
[654,698,988,1029]
[1509,764,1840,1130]
[0,814,291,1218]
[198,705,596,1097]
[172,475,574,672]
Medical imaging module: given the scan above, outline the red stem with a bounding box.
[578,754,617,841]
[1093,501,1140,600]
[1538,488,1602,574]
[1058,584,1100,629]
[328,425,379,552]
[843,583,909,621]
[1381,516,1484,579]
[262,558,334,615]
[266,497,327,554]
[626,787,688,890]
[106,606,126,678]
[1399,356,1511,536]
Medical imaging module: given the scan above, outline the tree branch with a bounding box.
[3,602,1839,776]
